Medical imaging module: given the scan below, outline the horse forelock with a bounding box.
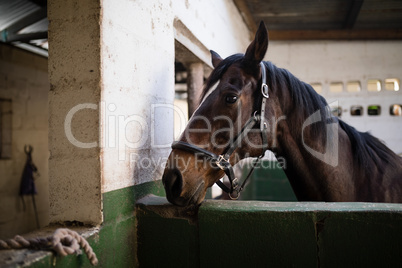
[199,54,244,105]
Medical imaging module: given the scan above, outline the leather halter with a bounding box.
[171,62,270,199]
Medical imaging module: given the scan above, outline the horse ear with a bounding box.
[210,50,223,68]
[244,21,269,65]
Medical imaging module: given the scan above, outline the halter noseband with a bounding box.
[171,62,270,199]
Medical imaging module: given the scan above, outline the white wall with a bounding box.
[100,0,175,192]
[267,41,402,84]
[0,45,49,238]
[173,0,250,60]
[267,40,402,153]
[101,0,251,193]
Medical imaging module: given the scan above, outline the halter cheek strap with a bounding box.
[171,62,270,199]
[259,62,269,154]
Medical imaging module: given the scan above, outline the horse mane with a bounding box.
[200,55,400,172]
[263,61,400,171]
[338,120,400,172]
[262,61,332,141]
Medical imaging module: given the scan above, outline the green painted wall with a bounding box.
[21,180,164,268]
[15,181,402,268]
[136,197,402,268]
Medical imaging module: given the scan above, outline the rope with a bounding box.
[0,228,98,266]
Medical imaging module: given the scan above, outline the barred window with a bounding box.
[390,104,402,116]
[329,82,343,93]
[368,105,381,116]
[347,81,361,92]
[385,78,399,91]
[350,105,363,116]
[310,83,322,94]
[367,79,381,92]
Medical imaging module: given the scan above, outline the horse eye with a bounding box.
[225,95,238,104]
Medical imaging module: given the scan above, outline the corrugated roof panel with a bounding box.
[0,0,40,31]
[18,17,48,34]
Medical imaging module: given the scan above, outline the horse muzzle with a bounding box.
[162,166,205,207]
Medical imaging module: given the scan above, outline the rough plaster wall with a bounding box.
[267,41,402,153]
[100,0,175,193]
[0,45,49,238]
[101,0,250,193]
[48,0,102,224]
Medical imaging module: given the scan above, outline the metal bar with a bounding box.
[31,194,40,229]
[3,31,47,42]
[0,100,3,158]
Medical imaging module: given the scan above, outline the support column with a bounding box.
[48,0,102,225]
[186,62,204,117]
[48,0,175,226]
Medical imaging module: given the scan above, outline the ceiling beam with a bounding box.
[233,0,257,40]
[269,29,402,40]
[5,32,48,43]
[343,0,364,29]
[28,0,47,8]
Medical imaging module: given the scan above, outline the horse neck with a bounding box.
[271,119,324,200]
[267,86,339,201]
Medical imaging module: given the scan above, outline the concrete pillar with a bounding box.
[48,0,102,225]
[48,0,175,225]
[186,63,204,117]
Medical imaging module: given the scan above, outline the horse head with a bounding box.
[162,22,280,207]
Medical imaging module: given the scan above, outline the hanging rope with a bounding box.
[0,228,98,266]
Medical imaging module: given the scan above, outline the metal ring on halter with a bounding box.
[229,190,241,200]
[261,83,269,98]
[253,110,258,120]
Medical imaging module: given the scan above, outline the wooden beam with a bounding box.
[344,0,364,29]
[233,0,257,39]
[269,29,402,40]
[186,63,204,118]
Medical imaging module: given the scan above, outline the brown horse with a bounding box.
[162,21,402,207]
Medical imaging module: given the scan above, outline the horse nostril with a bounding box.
[163,168,183,202]
[170,169,183,196]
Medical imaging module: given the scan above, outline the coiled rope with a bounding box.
[0,228,98,266]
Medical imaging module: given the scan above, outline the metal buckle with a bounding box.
[228,178,241,200]
[261,83,269,98]
[216,155,228,170]
[232,177,239,188]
